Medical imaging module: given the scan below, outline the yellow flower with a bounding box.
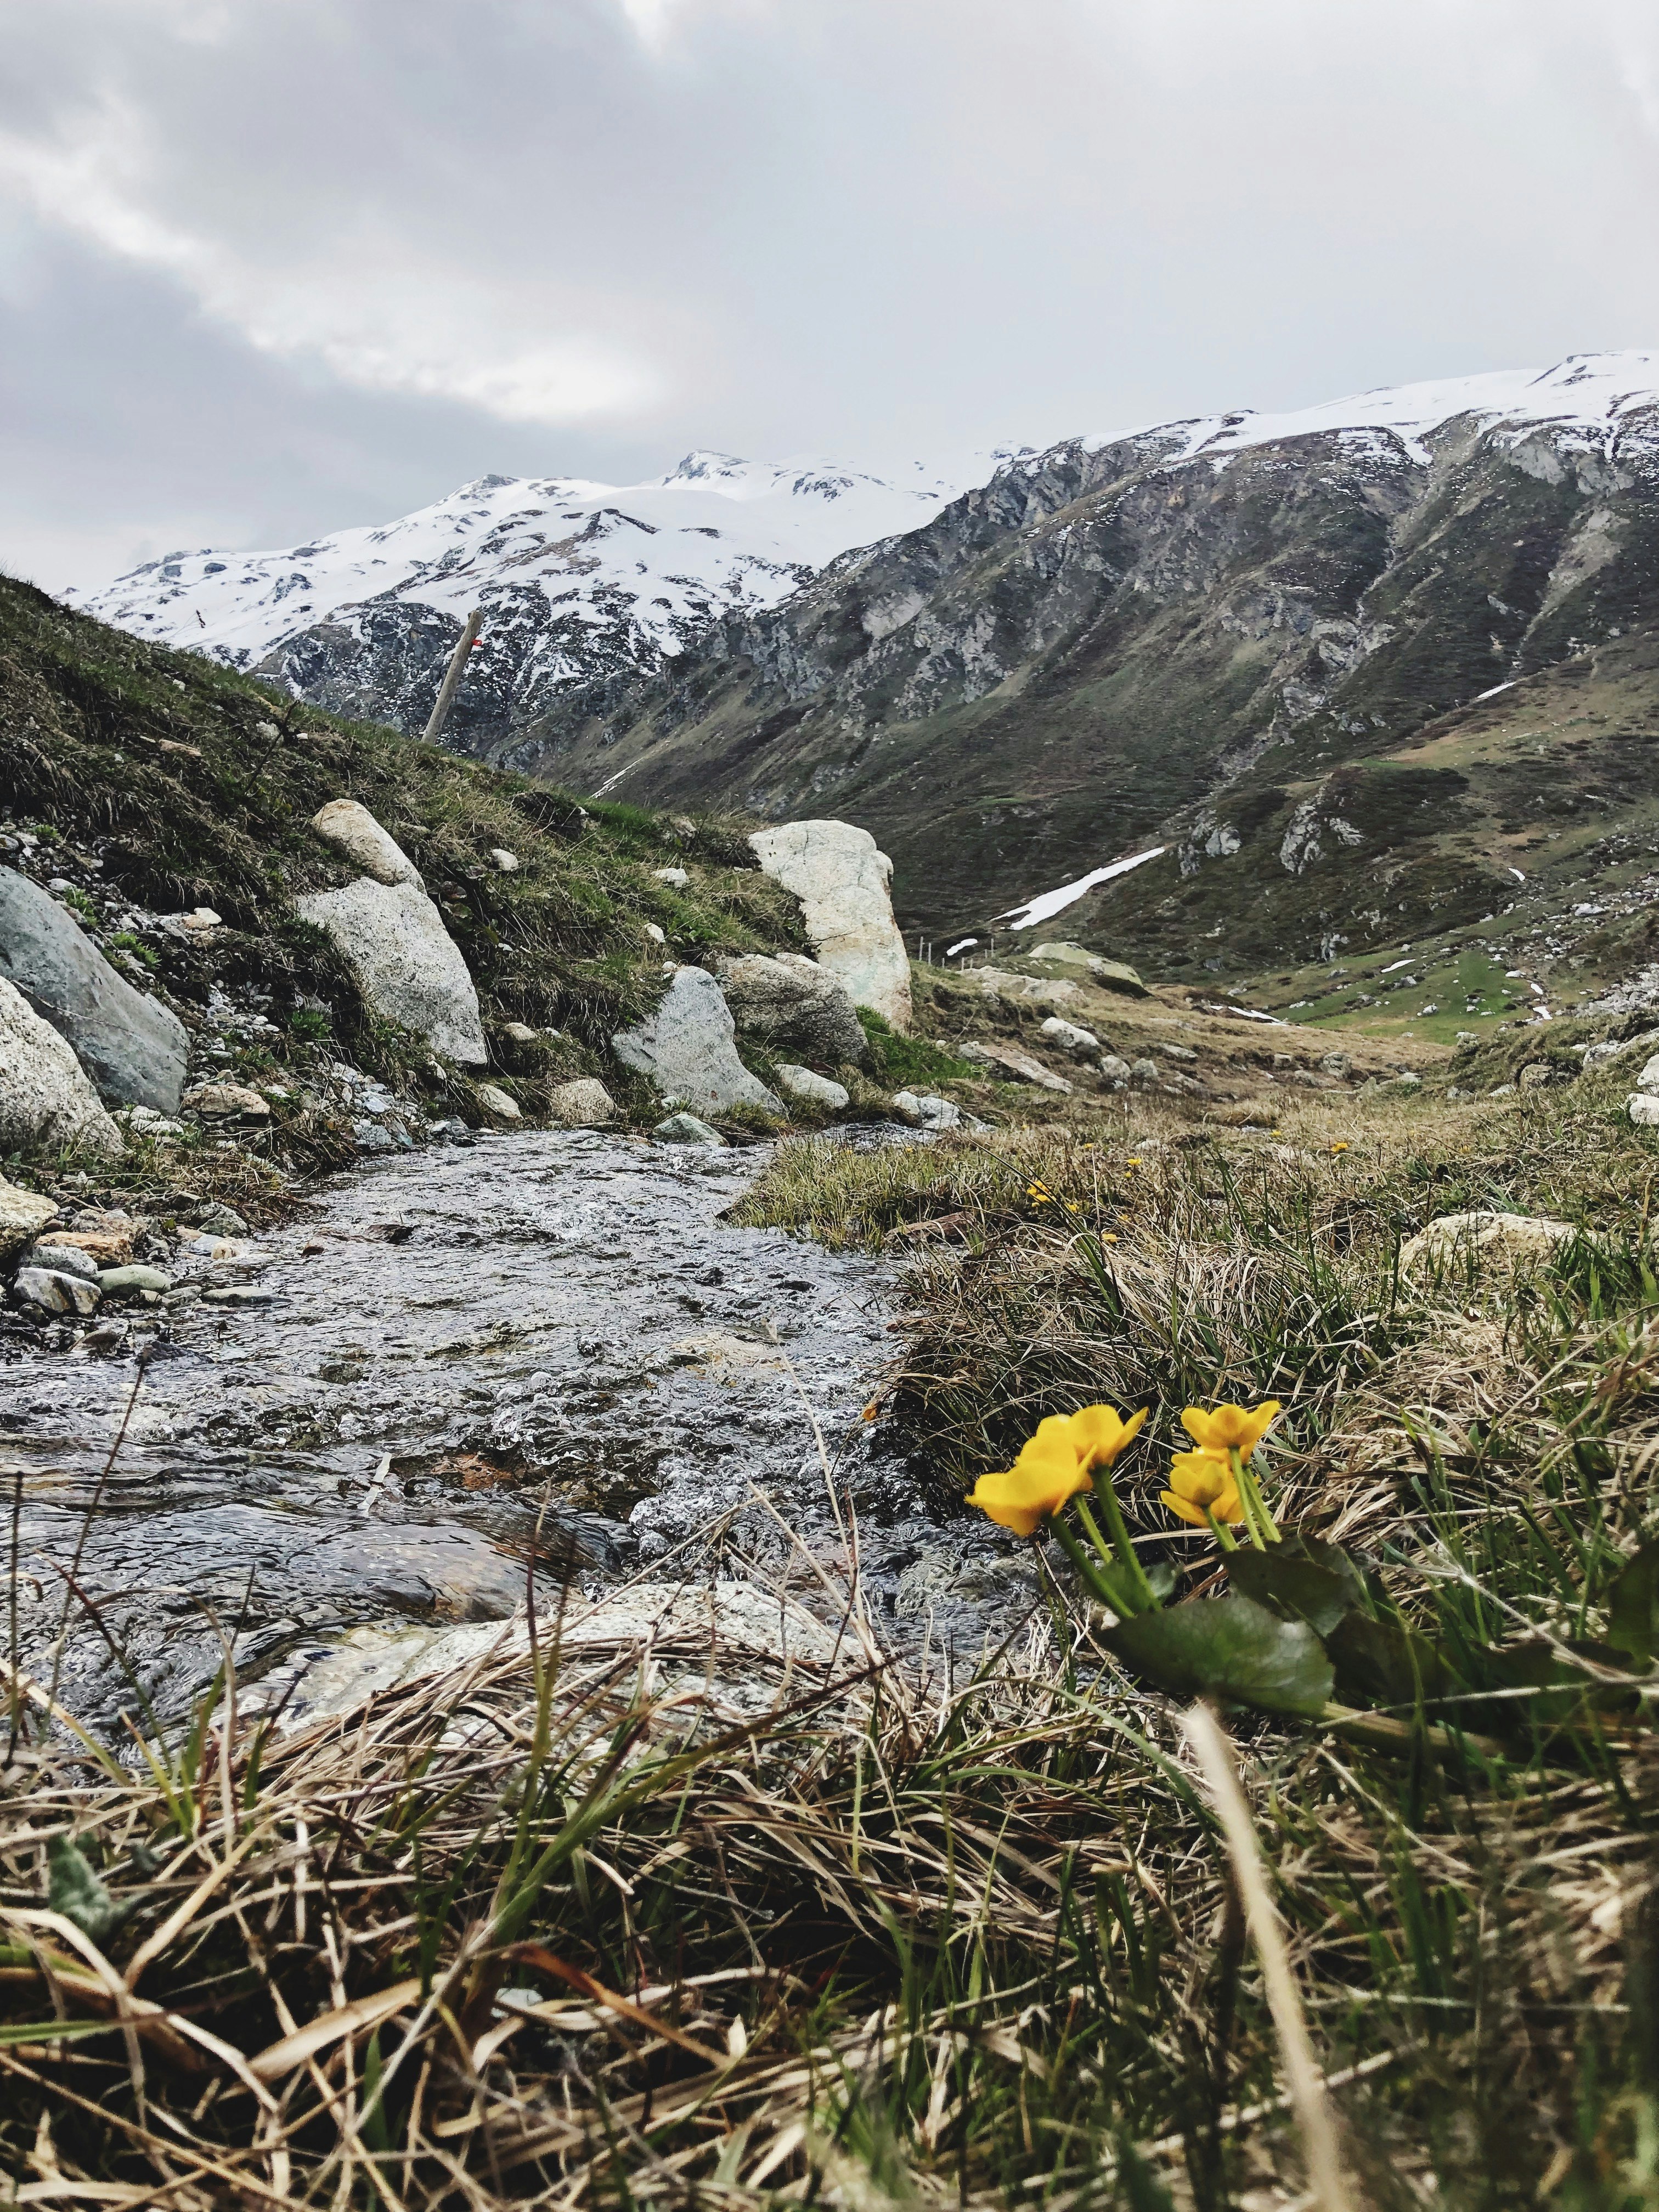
[1180,1400,1280,1458]
[1161,1447,1244,1528]
[1126,1157,1142,1169]
[967,1404,1146,1538]
[1331,1141,1350,1155]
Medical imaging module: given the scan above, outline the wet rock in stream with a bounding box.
[0,1130,1037,1737]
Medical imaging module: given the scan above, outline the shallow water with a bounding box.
[1,1130,1032,1736]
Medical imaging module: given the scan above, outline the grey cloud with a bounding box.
[2,0,1657,592]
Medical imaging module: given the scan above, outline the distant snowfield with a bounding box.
[71,451,965,673]
[1080,350,1659,471]
[998,847,1167,931]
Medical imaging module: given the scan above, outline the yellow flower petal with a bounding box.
[1179,1400,1281,1459]
[1065,1403,1148,1472]
[967,1438,1094,1537]
[1164,1446,1244,1523]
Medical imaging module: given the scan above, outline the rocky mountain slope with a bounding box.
[72,453,964,756]
[523,354,1659,977]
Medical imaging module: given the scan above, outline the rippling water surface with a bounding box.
[2,1130,1031,1735]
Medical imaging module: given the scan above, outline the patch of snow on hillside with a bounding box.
[998,847,1166,931]
[71,450,963,674]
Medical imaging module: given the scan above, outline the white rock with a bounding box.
[1630,1093,1659,1127]
[1401,1210,1577,1272]
[749,820,912,1030]
[1039,1015,1101,1055]
[500,1022,539,1045]
[775,1064,851,1110]
[0,979,123,1159]
[491,849,520,873]
[295,877,487,1063]
[0,1176,58,1261]
[958,1039,1072,1092]
[613,967,783,1116]
[548,1078,616,1126]
[476,1083,521,1120]
[309,798,422,887]
[653,867,690,887]
[645,922,667,945]
[1635,1053,1659,1096]
[1098,1054,1132,1086]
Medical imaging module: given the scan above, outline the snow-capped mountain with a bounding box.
[71,452,967,751]
[522,350,1659,960]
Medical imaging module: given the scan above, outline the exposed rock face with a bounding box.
[0,866,188,1111]
[295,804,487,1064]
[715,951,868,1066]
[0,978,124,1159]
[1026,945,1148,997]
[612,966,784,1117]
[310,798,424,886]
[957,1040,1073,1092]
[748,822,911,1030]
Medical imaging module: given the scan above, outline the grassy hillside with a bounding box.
[0,572,806,1137]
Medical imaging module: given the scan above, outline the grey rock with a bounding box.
[1160,1041,1199,1064]
[957,1039,1073,1092]
[309,799,422,887]
[296,808,486,1064]
[183,1082,270,1121]
[613,966,783,1116]
[1319,1051,1353,1077]
[0,1177,58,1261]
[548,1078,616,1127]
[98,1265,174,1296]
[1636,1053,1659,1096]
[654,1111,727,1146]
[490,848,519,873]
[774,1064,850,1110]
[891,1090,962,1129]
[1026,943,1149,996]
[1097,1053,1133,1087]
[14,1266,101,1317]
[1401,1211,1576,1273]
[201,1285,279,1306]
[196,1204,251,1236]
[499,1021,540,1046]
[716,951,868,1066]
[1127,1058,1160,1090]
[475,1083,522,1121]
[353,1119,399,1153]
[0,978,125,1159]
[0,865,188,1111]
[652,866,690,887]
[26,1242,100,1281]
[1629,1093,1659,1128]
[749,821,912,1029]
[1518,1062,1559,1090]
[1039,1015,1102,1055]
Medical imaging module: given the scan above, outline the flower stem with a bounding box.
[1230,1447,1270,1550]
[1205,1507,1239,1553]
[1051,1514,1142,1618]
[1077,1486,1159,1613]
[1239,1452,1281,1542]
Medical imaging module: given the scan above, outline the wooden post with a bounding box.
[422,609,483,747]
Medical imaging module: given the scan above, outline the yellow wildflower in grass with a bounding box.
[1180,1400,1280,1458]
[967,1404,1146,1538]
[1161,1446,1243,1528]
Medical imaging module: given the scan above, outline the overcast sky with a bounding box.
[3,0,1657,594]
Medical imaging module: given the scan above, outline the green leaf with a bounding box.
[1105,1595,1334,1718]
[1321,1610,1466,1713]
[48,1837,120,1942]
[1607,1541,1659,1667]
[1226,1548,1358,1637]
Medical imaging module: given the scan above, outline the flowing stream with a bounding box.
[2,1131,1030,1740]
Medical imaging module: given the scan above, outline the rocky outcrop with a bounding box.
[748,822,911,1029]
[0,866,188,1111]
[295,803,487,1063]
[1400,1211,1577,1272]
[612,967,783,1118]
[957,1040,1073,1092]
[0,978,124,1159]
[715,951,868,1066]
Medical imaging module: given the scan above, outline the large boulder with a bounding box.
[296,805,486,1064]
[1024,942,1149,997]
[1400,1210,1576,1273]
[0,866,188,1111]
[0,979,123,1159]
[748,821,912,1030]
[612,966,783,1118]
[715,952,868,1066]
